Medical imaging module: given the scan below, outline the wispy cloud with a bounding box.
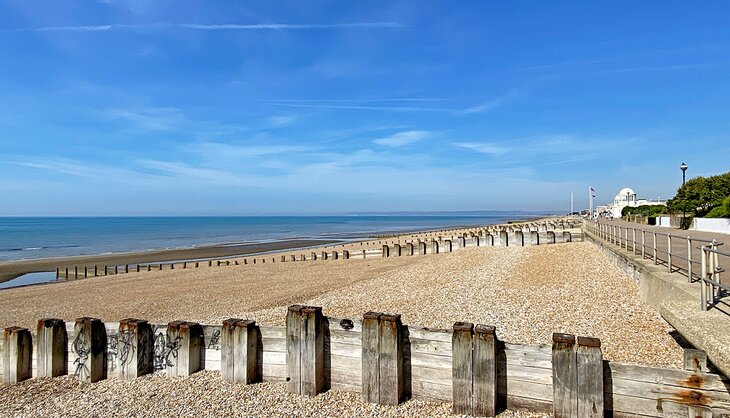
[454,142,508,155]
[269,92,516,115]
[26,22,401,32]
[461,89,521,115]
[105,107,182,130]
[268,115,298,127]
[373,130,430,147]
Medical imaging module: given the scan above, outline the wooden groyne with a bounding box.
[2,305,728,417]
[53,220,581,281]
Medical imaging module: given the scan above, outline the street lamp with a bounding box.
[680,162,688,228]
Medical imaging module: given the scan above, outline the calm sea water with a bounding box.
[0,215,540,262]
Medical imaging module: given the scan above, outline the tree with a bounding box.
[667,171,730,217]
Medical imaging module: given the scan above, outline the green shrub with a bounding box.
[705,205,729,218]
[622,204,666,217]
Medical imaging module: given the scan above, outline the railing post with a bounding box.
[667,234,673,273]
[632,228,636,254]
[700,247,707,311]
[653,232,657,264]
[641,230,645,258]
[687,237,693,282]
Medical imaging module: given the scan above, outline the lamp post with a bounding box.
[680,162,688,228]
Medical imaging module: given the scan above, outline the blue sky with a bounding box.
[1,1,729,215]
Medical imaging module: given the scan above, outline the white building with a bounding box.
[603,187,665,218]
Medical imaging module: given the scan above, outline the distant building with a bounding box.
[600,187,665,218]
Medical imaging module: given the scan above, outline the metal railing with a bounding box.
[583,220,727,311]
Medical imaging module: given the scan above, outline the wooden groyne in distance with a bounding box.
[2,304,728,417]
[54,220,580,281]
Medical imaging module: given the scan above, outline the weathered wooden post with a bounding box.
[530,231,540,246]
[419,242,427,255]
[563,232,572,243]
[74,266,78,279]
[3,326,32,384]
[379,313,404,405]
[515,231,525,247]
[393,244,401,257]
[552,333,577,418]
[458,236,466,248]
[286,305,324,396]
[321,251,328,260]
[444,240,453,252]
[452,323,496,416]
[73,317,107,383]
[362,312,404,406]
[405,243,414,256]
[331,251,338,260]
[166,321,203,377]
[499,230,508,247]
[547,231,556,244]
[311,252,317,261]
[452,322,474,414]
[84,266,88,278]
[135,264,141,272]
[382,245,390,257]
[37,318,67,378]
[343,250,350,259]
[291,255,297,261]
[431,240,440,254]
[118,318,154,380]
[115,265,119,274]
[221,319,259,384]
[362,312,380,404]
[576,337,603,417]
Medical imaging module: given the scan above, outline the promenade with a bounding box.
[595,218,729,286]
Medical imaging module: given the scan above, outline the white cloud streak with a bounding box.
[454,142,508,155]
[373,131,430,147]
[26,22,401,32]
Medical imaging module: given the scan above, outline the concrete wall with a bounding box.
[692,217,730,234]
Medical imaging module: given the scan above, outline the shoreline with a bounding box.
[0,238,340,283]
[0,215,566,284]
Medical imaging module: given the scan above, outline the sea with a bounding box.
[0,214,548,262]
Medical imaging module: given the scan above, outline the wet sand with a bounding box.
[0,239,339,283]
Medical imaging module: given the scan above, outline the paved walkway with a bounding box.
[592,219,729,286]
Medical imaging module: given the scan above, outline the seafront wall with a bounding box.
[2,306,728,417]
[53,220,581,281]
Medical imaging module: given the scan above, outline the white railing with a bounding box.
[583,220,727,311]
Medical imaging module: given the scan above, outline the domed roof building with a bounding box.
[598,187,664,218]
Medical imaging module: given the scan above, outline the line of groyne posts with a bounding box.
[3,305,723,417]
[54,221,579,281]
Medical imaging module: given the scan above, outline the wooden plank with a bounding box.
[409,351,453,369]
[501,378,554,402]
[473,324,496,417]
[406,326,452,342]
[576,337,603,418]
[2,327,32,384]
[411,364,453,385]
[260,338,286,352]
[451,321,473,415]
[606,362,730,392]
[497,363,553,385]
[411,379,452,402]
[608,378,730,407]
[259,326,286,339]
[329,342,361,358]
[361,311,380,404]
[409,337,452,357]
[552,333,577,418]
[684,348,712,418]
[262,363,287,381]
